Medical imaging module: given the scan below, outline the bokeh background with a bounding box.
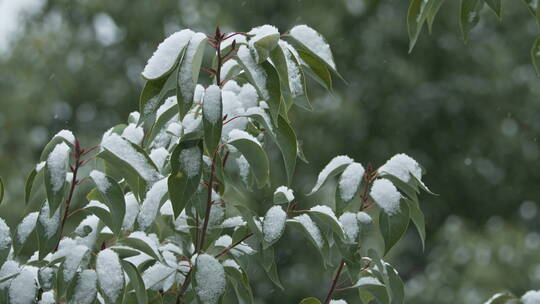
[1,0,539,303]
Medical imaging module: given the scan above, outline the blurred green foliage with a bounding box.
[1,0,539,302]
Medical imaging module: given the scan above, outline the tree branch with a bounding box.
[323,259,345,304]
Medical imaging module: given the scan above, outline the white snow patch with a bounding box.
[290,25,335,68]
[194,84,205,103]
[339,162,365,201]
[228,129,261,146]
[357,212,373,225]
[47,142,70,192]
[182,112,202,134]
[329,300,348,304]
[522,291,540,304]
[279,41,303,97]
[237,45,268,99]
[0,218,12,250]
[203,85,222,124]
[179,146,201,178]
[339,212,358,242]
[38,291,55,304]
[222,259,240,270]
[220,59,238,82]
[195,254,226,304]
[236,155,250,183]
[263,206,287,243]
[310,155,354,194]
[293,214,323,248]
[38,200,61,238]
[149,147,169,170]
[215,235,232,248]
[142,29,194,79]
[121,123,144,145]
[137,178,169,230]
[0,260,20,289]
[9,266,37,304]
[96,249,124,303]
[179,32,207,103]
[248,25,279,62]
[238,83,259,109]
[17,212,38,244]
[221,216,246,228]
[123,193,139,231]
[90,170,110,193]
[370,179,401,216]
[54,129,75,145]
[72,269,97,304]
[101,134,160,182]
[378,153,422,183]
[274,186,294,203]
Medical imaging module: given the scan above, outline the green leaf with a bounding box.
[36,201,62,259]
[308,207,345,240]
[297,49,333,92]
[44,142,70,215]
[299,298,321,304]
[354,276,389,304]
[407,0,431,52]
[287,217,327,263]
[405,197,426,250]
[386,264,405,304]
[0,177,3,206]
[308,156,353,195]
[260,61,282,124]
[531,36,540,76]
[145,102,180,145]
[224,265,254,304]
[484,0,501,18]
[122,260,148,304]
[177,33,208,118]
[25,166,42,205]
[168,139,203,217]
[275,116,298,185]
[269,45,294,111]
[139,68,177,124]
[89,171,126,235]
[228,132,270,188]
[251,31,280,63]
[460,0,483,42]
[258,246,284,290]
[523,0,538,15]
[484,292,519,304]
[202,85,223,154]
[118,237,162,262]
[99,134,160,197]
[379,200,410,254]
[426,0,447,33]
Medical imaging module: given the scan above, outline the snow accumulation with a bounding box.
[9,266,37,304]
[215,235,233,248]
[279,41,303,97]
[89,170,110,193]
[274,186,295,203]
[378,153,422,183]
[310,155,354,194]
[236,155,250,183]
[228,129,261,146]
[248,24,279,61]
[150,147,169,170]
[17,212,38,244]
[293,214,323,248]
[53,129,75,145]
[203,85,222,124]
[356,211,373,225]
[221,216,246,228]
[223,80,242,94]
[179,32,207,103]
[182,112,202,134]
[142,29,194,79]
[237,45,268,100]
[179,146,201,178]
[0,218,12,250]
[47,142,70,192]
[339,212,358,242]
[194,84,205,103]
[338,162,365,201]
[38,291,55,304]
[142,262,175,291]
[522,291,540,304]
[122,193,139,231]
[71,269,97,304]
[0,261,20,289]
[329,300,348,304]
[222,259,240,270]
[38,201,61,238]
[263,206,287,243]
[370,179,401,216]
[101,133,161,182]
[310,205,344,232]
[195,254,226,304]
[96,249,124,303]
[121,123,144,145]
[137,178,169,230]
[74,215,100,248]
[354,276,383,287]
[156,96,176,119]
[238,83,259,109]
[289,25,336,68]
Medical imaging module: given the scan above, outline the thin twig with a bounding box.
[215,233,253,258]
[323,260,345,304]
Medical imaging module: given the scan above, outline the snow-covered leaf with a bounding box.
[227,130,270,188]
[308,155,353,195]
[178,32,208,118]
[142,29,193,80]
[96,249,124,303]
[44,142,70,215]
[168,139,203,217]
[202,85,223,154]
[379,199,410,254]
[89,170,126,235]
